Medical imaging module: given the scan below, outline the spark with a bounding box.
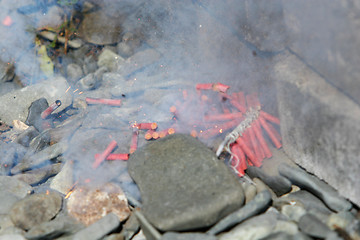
[65,86,71,93]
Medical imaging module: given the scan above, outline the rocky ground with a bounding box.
[0,1,359,240]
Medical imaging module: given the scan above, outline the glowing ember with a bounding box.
[2,16,13,27]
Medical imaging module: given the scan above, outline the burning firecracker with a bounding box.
[92,82,281,178]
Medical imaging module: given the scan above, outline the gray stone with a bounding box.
[246,166,292,196]
[98,48,124,72]
[119,212,140,240]
[13,163,62,186]
[0,142,27,175]
[9,192,62,230]
[116,49,161,77]
[11,141,68,174]
[253,178,277,200]
[298,214,334,239]
[66,63,84,84]
[218,212,277,240]
[0,191,20,214]
[274,52,360,206]
[134,210,161,240]
[25,215,81,240]
[0,176,32,198]
[0,76,72,126]
[281,204,306,222]
[161,232,217,240]
[0,234,26,240]
[128,134,244,231]
[15,126,39,147]
[78,73,97,91]
[327,211,356,231]
[278,163,352,212]
[207,190,272,235]
[50,160,74,195]
[24,97,51,132]
[241,181,257,204]
[73,213,120,240]
[282,0,360,105]
[0,215,15,235]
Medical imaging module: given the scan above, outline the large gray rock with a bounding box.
[274,52,360,206]
[0,176,32,199]
[198,0,287,52]
[128,134,244,231]
[9,192,62,230]
[0,76,72,126]
[282,0,360,105]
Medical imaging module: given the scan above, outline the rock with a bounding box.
[282,1,360,105]
[73,213,120,240]
[0,234,26,240]
[128,134,245,231]
[298,214,334,239]
[253,178,277,200]
[327,211,355,231]
[9,192,62,230]
[278,163,352,212]
[161,232,217,240]
[38,31,82,49]
[117,32,142,58]
[200,0,287,52]
[281,204,306,222]
[13,163,62,186]
[116,49,161,77]
[24,98,50,132]
[25,215,82,240]
[98,49,124,72]
[50,160,74,195]
[0,176,32,198]
[0,192,19,214]
[246,166,292,196]
[274,52,360,206]
[119,212,140,240]
[134,210,161,240]
[0,76,72,126]
[67,183,130,226]
[66,63,84,84]
[241,181,257,204]
[0,142,27,175]
[78,9,125,45]
[218,211,277,240]
[78,73,97,91]
[207,190,272,235]
[0,215,15,235]
[11,141,68,174]
[15,126,39,147]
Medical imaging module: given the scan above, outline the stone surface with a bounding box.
[73,213,120,240]
[298,214,334,239]
[66,183,130,226]
[161,232,217,240]
[50,160,74,195]
[199,0,287,52]
[134,210,161,240]
[78,10,124,45]
[207,190,272,235]
[246,166,292,196]
[25,215,82,240]
[0,176,32,198]
[0,142,27,175]
[13,163,62,186]
[281,204,306,222]
[217,212,279,240]
[274,52,360,206]
[0,234,26,240]
[98,49,124,72]
[116,49,161,77]
[282,0,360,105]
[9,192,62,230]
[0,191,19,214]
[0,76,72,126]
[11,141,68,174]
[66,63,84,84]
[279,163,352,212]
[128,134,245,231]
